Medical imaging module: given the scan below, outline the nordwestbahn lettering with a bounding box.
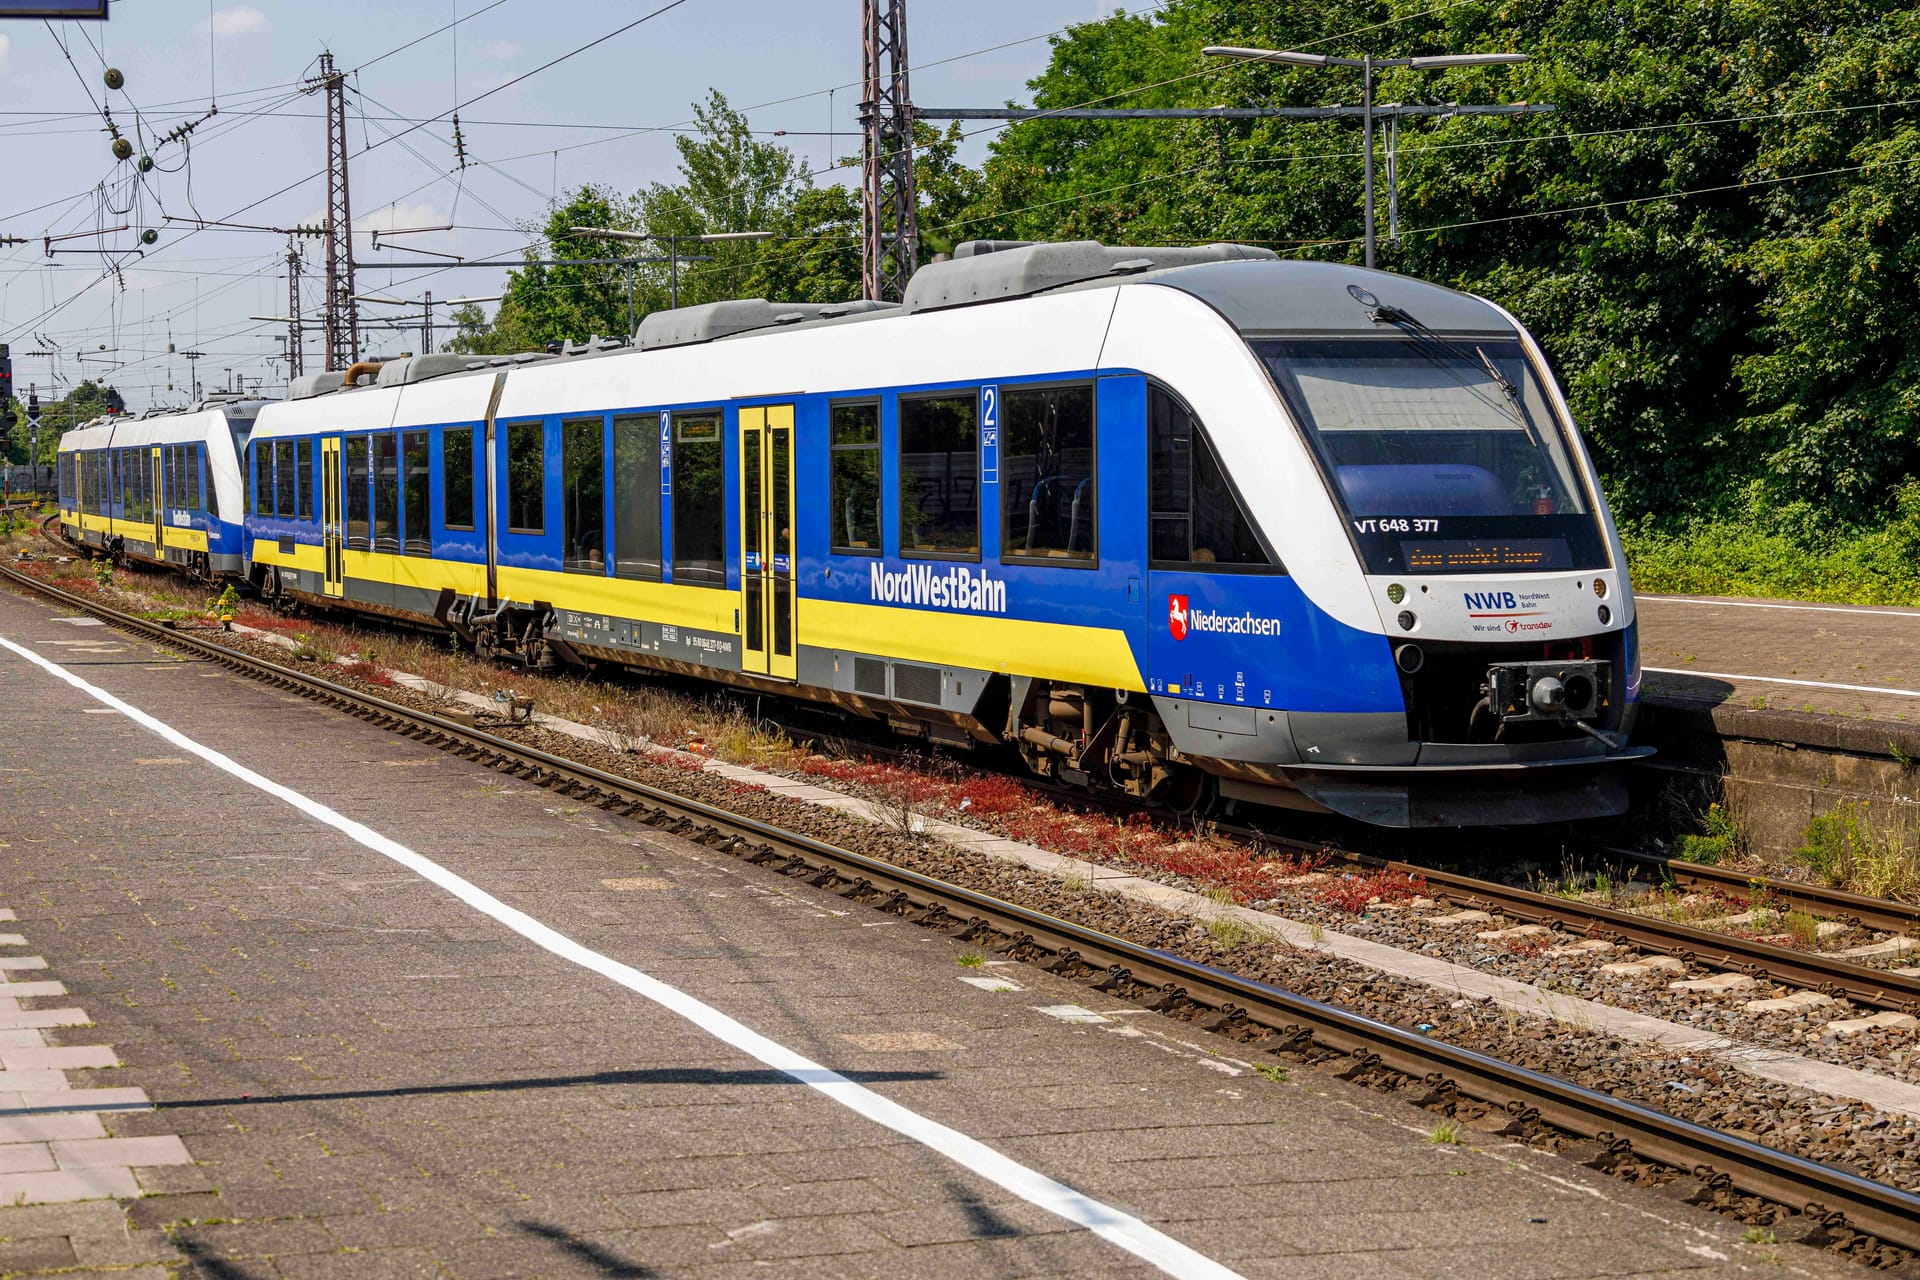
[869,562,1008,614]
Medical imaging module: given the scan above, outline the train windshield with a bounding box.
[1255,336,1609,575]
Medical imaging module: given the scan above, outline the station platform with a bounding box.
[1632,594,1920,860]
[1637,594,1920,724]
[0,582,1840,1279]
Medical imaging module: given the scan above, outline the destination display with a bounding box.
[1400,537,1574,572]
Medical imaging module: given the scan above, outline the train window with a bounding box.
[897,393,979,558]
[275,440,296,520]
[562,416,605,573]
[1148,385,1274,570]
[345,436,371,550]
[506,420,545,534]
[162,448,175,511]
[372,432,400,553]
[612,413,661,581]
[670,410,724,585]
[442,427,474,530]
[1002,384,1096,563]
[402,430,431,555]
[249,445,266,516]
[298,440,315,522]
[830,401,881,555]
[189,446,203,512]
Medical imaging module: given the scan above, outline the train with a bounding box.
[56,398,259,579]
[57,238,1648,827]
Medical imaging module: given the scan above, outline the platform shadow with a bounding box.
[1639,669,1738,709]
[147,1066,942,1112]
[519,1220,659,1278]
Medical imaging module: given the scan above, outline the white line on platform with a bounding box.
[0,632,1240,1280]
[1644,667,1920,698]
[1639,594,1920,620]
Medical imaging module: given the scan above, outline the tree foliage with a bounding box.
[451,3,1920,532]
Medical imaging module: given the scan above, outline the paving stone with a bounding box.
[1598,955,1687,977]
[1744,989,1838,1014]
[1668,972,1758,994]
[0,935,25,947]
[1821,1010,1920,1038]
[0,1143,56,1173]
[0,1112,108,1142]
[0,1045,119,1070]
[49,1135,193,1170]
[0,957,46,970]
[0,1235,80,1271]
[0,1166,139,1204]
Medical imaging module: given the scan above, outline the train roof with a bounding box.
[257,240,1520,413]
[58,400,266,452]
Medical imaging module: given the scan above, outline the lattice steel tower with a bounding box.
[284,239,305,380]
[304,53,359,368]
[860,0,918,302]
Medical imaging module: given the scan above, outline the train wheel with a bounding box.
[1162,768,1214,817]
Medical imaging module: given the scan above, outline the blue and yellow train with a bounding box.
[62,240,1647,826]
[56,399,257,579]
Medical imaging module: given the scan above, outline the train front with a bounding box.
[1130,261,1647,828]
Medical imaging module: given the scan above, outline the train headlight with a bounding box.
[1597,604,1612,626]
[1386,582,1405,604]
[1396,610,1417,632]
[1593,578,1607,599]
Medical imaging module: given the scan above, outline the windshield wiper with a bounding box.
[1476,343,1539,447]
[1366,303,1536,439]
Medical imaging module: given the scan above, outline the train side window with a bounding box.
[612,413,661,581]
[1148,385,1276,570]
[402,430,431,555]
[250,446,267,516]
[372,432,400,553]
[829,401,880,555]
[898,393,979,558]
[562,415,604,573]
[505,420,545,534]
[162,448,175,511]
[273,440,295,520]
[670,409,724,585]
[1002,384,1095,563]
[442,427,474,530]
[190,445,203,512]
[297,440,315,523]
[345,436,371,549]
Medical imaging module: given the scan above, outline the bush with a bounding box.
[1621,481,1920,606]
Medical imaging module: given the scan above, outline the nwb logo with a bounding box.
[1463,591,1519,611]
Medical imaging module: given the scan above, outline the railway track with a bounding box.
[5,559,1920,1262]
[1282,845,1920,1015]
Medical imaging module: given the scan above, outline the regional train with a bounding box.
[59,239,1648,827]
[56,398,260,579]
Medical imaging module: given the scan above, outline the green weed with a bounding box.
[1795,800,1920,900]
[1676,803,1737,865]
[1428,1121,1463,1145]
[955,948,985,968]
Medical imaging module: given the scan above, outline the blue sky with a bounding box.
[0,1,1150,408]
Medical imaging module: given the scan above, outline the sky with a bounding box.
[0,0,1153,410]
